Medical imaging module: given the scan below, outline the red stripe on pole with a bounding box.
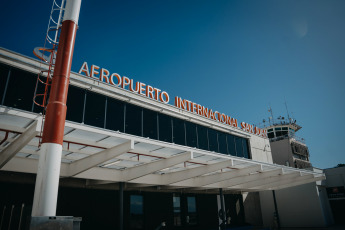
[42,20,78,145]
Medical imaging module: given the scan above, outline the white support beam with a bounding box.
[121,152,192,182]
[125,183,156,188]
[209,168,283,189]
[1,157,38,174]
[230,171,300,189]
[67,140,134,176]
[0,120,38,169]
[270,176,326,190]
[172,164,262,188]
[161,159,233,185]
[85,179,115,186]
[255,174,316,190]
[2,157,69,177]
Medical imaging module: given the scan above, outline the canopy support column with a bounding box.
[272,190,281,230]
[119,182,124,230]
[219,188,226,230]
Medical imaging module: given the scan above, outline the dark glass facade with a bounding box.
[106,97,124,132]
[66,85,85,123]
[3,67,37,112]
[143,108,158,139]
[0,63,10,106]
[185,121,197,148]
[0,63,251,159]
[84,91,106,128]
[1,182,247,230]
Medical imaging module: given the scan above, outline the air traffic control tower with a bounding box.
[264,115,312,169]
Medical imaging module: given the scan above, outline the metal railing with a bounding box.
[269,133,306,144]
[256,118,299,129]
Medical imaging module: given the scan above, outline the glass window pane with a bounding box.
[130,195,143,214]
[173,197,181,213]
[185,121,197,148]
[197,125,208,150]
[227,134,236,156]
[158,113,172,143]
[143,108,157,139]
[106,97,124,132]
[130,195,144,229]
[218,132,228,155]
[172,118,185,145]
[187,196,197,225]
[242,139,250,159]
[187,197,196,213]
[173,195,181,226]
[125,103,142,136]
[84,91,106,128]
[4,67,36,111]
[208,129,218,152]
[235,137,243,157]
[66,85,85,123]
[0,63,10,105]
[289,129,295,136]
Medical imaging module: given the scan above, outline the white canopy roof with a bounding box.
[0,107,325,192]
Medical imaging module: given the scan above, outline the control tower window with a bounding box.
[289,128,295,136]
[275,127,282,137]
[282,127,288,136]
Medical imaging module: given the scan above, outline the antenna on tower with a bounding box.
[284,98,291,121]
[268,104,274,125]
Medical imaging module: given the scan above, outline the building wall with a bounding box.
[0,47,272,165]
[318,186,334,226]
[243,135,272,226]
[250,135,272,164]
[270,138,293,166]
[0,47,276,230]
[323,167,345,224]
[242,192,263,226]
[324,167,345,187]
[260,182,329,228]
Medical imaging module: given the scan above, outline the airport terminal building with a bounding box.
[0,47,325,229]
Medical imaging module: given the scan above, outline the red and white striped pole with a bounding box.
[32,0,81,217]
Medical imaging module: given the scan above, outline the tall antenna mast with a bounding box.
[32,0,82,217]
[268,104,274,125]
[284,98,291,121]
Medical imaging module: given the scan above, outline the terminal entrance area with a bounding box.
[0,174,247,230]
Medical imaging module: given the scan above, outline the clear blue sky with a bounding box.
[1,0,344,169]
